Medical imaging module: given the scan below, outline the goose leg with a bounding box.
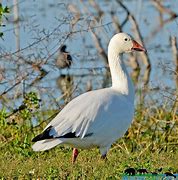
[72,148,79,163]
[101,154,108,161]
[101,154,107,159]
[100,145,110,161]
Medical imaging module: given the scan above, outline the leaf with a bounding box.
[4,6,10,13]
[0,3,2,13]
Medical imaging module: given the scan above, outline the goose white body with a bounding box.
[33,87,134,155]
[32,33,145,160]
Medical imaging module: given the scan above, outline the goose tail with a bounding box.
[32,139,63,151]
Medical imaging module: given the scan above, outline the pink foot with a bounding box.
[72,148,79,163]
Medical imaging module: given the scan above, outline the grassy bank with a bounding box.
[0,102,178,179]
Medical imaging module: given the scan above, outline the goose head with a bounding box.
[108,33,146,55]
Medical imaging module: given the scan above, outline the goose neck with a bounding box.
[108,51,134,96]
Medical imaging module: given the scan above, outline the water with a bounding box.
[0,0,178,111]
[122,174,178,180]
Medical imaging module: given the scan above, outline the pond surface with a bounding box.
[0,0,178,112]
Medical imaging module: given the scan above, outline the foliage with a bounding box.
[0,92,41,158]
[0,3,9,38]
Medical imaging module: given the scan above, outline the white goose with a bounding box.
[32,33,146,163]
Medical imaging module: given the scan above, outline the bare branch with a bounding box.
[116,0,151,69]
[171,36,178,90]
[90,29,108,64]
[110,11,122,33]
[151,0,177,18]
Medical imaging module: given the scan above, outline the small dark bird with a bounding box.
[124,168,136,176]
[164,172,176,178]
[56,45,72,69]
[137,168,148,174]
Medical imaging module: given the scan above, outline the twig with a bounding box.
[116,0,151,69]
[68,3,81,28]
[146,0,178,42]
[151,0,177,18]
[89,0,103,20]
[170,36,178,113]
[79,0,108,64]
[129,15,151,69]
[0,73,29,97]
[143,67,151,86]
[90,29,108,64]
[110,11,122,32]
[171,36,178,81]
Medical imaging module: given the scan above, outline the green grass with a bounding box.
[1,144,178,179]
[0,102,178,179]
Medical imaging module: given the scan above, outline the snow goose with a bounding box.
[32,33,146,163]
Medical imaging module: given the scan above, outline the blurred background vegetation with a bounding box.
[0,0,178,178]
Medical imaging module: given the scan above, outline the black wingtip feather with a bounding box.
[32,125,94,142]
[32,126,53,142]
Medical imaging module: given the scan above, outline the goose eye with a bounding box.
[124,38,128,41]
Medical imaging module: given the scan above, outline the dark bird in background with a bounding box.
[164,172,176,178]
[56,45,72,69]
[124,168,136,176]
[137,168,148,174]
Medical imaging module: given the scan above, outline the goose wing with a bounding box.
[33,88,133,143]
